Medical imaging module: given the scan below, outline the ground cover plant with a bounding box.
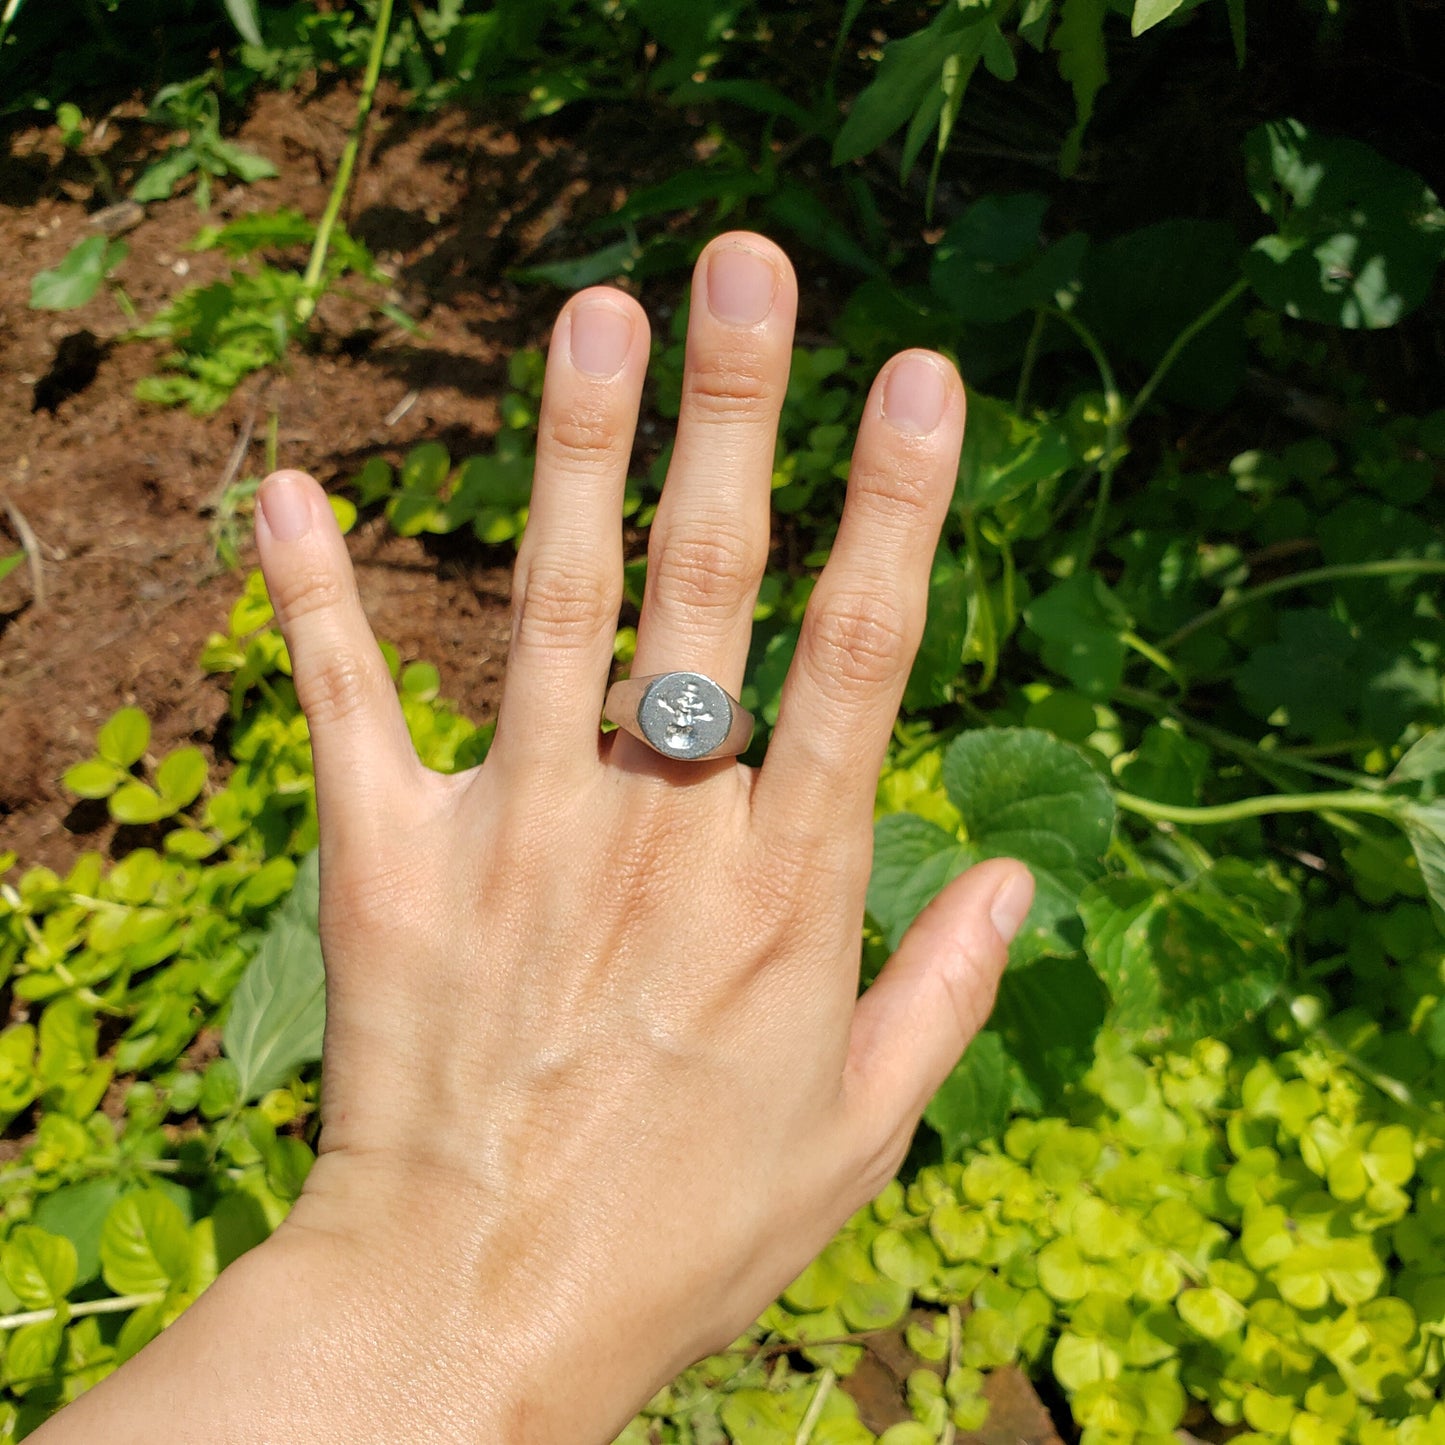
[1,1,1443,1440]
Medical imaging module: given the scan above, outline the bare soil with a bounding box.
[0,79,698,871]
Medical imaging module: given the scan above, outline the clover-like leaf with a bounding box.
[97,706,150,768]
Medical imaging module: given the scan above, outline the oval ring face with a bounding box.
[637,672,733,760]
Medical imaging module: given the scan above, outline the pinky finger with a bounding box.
[255,471,422,838]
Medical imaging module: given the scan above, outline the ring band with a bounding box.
[603,671,754,761]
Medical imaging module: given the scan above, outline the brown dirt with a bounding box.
[0,79,708,873]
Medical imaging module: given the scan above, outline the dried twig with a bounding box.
[0,492,46,610]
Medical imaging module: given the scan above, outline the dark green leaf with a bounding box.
[1081,863,1290,1045]
[1052,0,1109,175]
[132,147,200,203]
[510,238,641,289]
[992,953,1110,1106]
[222,851,325,1100]
[1400,802,1445,919]
[32,1179,122,1288]
[955,394,1074,517]
[924,1030,1018,1157]
[1391,730,1445,786]
[1244,118,1445,328]
[1023,573,1132,700]
[1117,725,1210,807]
[904,548,969,710]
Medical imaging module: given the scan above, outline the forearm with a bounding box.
[31,1210,648,1445]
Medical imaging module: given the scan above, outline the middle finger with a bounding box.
[628,232,798,696]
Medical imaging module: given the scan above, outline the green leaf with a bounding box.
[1023,573,1132,700]
[61,757,126,799]
[1391,729,1445,785]
[1400,801,1445,918]
[955,394,1074,517]
[1052,0,1109,175]
[992,953,1110,1105]
[109,782,171,825]
[132,146,200,203]
[509,238,641,289]
[32,1179,123,1288]
[1116,725,1210,807]
[904,548,969,710]
[1243,118,1445,328]
[941,728,1114,960]
[924,1030,1018,1157]
[930,194,1086,323]
[4,1315,64,1392]
[29,236,128,310]
[2,1226,78,1308]
[833,4,971,164]
[0,550,25,584]
[1130,0,1184,36]
[222,851,325,1101]
[155,747,208,808]
[97,706,150,767]
[1080,862,1289,1045]
[100,1190,192,1294]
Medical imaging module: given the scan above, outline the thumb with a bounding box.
[843,858,1034,1161]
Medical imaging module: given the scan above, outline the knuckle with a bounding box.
[512,557,617,650]
[802,592,912,696]
[543,403,623,472]
[273,564,348,631]
[850,455,936,526]
[294,650,380,731]
[648,527,763,616]
[683,354,773,421]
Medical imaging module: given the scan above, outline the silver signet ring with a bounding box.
[603,671,754,761]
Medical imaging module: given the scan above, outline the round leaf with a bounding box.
[97,707,151,767]
[2,1226,78,1308]
[100,1190,192,1295]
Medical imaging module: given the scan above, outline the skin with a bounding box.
[35,233,1033,1444]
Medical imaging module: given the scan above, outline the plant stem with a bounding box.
[1048,307,1123,569]
[295,0,394,326]
[0,1291,164,1331]
[1161,558,1445,652]
[1126,277,1249,426]
[794,1368,836,1445]
[1115,788,1400,828]
[1120,630,1179,685]
[1014,306,1046,414]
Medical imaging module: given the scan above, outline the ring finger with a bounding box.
[627,232,798,698]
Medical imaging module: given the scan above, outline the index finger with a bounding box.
[753,351,965,836]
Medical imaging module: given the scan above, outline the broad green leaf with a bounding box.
[955,394,1074,518]
[1130,0,1184,36]
[4,1316,65,1393]
[931,193,1087,323]
[2,1227,78,1308]
[156,747,208,807]
[1080,862,1289,1045]
[97,707,150,767]
[924,1029,1018,1157]
[1023,573,1132,699]
[61,757,126,799]
[132,147,199,203]
[1391,729,1445,785]
[189,1193,271,1292]
[992,953,1110,1105]
[1244,118,1445,328]
[32,1178,123,1288]
[400,441,451,496]
[222,851,325,1101]
[941,727,1114,959]
[1116,725,1210,807]
[29,236,128,310]
[100,1191,191,1295]
[1400,801,1445,919]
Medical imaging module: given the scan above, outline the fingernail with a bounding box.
[258,472,313,542]
[569,298,634,378]
[882,354,949,435]
[706,244,778,326]
[989,868,1035,946]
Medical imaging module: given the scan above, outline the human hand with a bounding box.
[71,232,1033,1444]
